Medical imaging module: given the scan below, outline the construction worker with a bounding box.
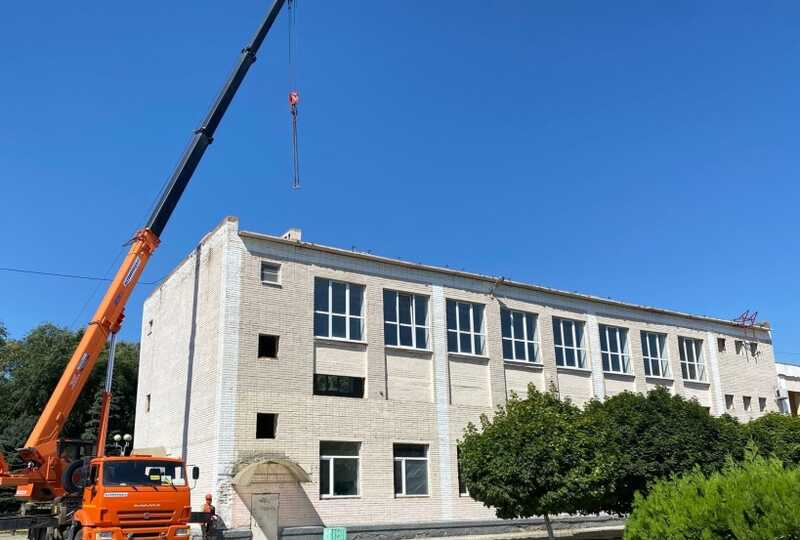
[201,494,218,539]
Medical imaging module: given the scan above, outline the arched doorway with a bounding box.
[231,459,317,540]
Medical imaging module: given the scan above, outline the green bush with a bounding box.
[744,413,800,464]
[583,387,743,514]
[625,449,800,540]
[459,386,610,539]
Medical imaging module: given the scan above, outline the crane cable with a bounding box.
[288,0,301,190]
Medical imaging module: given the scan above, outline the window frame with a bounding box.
[319,441,360,498]
[446,300,486,356]
[599,324,631,374]
[313,278,365,342]
[641,331,671,378]
[552,317,588,369]
[456,446,468,496]
[725,394,735,411]
[678,336,707,382]
[500,308,540,363]
[383,290,430,350]
[260,261,281,285]
[743,396,752,412]
[393,444,429,497]
[758,397,767,412]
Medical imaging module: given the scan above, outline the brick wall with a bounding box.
[137,217,779,530]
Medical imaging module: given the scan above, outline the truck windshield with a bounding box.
[103,460,185,487]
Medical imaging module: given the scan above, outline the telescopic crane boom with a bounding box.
[0,0,287,502]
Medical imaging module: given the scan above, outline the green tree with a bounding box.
[459,386,608,540]
[742,412,800,464]
[0,323,139,512]
[584,387,743,515]
[625,447,800,540]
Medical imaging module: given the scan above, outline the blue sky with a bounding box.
[2,1,799,362]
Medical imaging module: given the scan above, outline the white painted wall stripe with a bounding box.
[706,331,724,415]
[214,221,243,526]
[432,285,453,520]
[587,314,606,400]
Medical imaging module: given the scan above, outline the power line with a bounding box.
[0,266,164,286]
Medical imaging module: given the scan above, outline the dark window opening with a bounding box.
[146,394,151,413]
[457,446,467,495]
[258,334,279,358]
[256,413,277,439]
[314,374,365,399]
[717,338,726,353]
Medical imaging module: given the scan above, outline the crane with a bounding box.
[0,1,288,538]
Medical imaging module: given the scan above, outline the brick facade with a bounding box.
[134,216,779,532]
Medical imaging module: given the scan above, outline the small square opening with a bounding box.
[256,413,277,439]
[258,334,279,358]
[261,261,281,284]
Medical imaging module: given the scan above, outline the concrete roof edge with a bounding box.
[143,216,239,303]
[238,228,769,333]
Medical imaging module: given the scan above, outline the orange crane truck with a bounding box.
[0,1,287,538]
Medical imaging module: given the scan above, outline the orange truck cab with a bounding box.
[73,455,198,540]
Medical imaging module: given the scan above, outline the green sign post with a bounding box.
[323,528,347,540]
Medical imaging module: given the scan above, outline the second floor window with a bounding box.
[383,290,429,349]
[552,317,587,369]
[599,325,631,374]
[314,278,364,341]
[679,336,706,382]
[500,308,539,362]
[641,331,670,378]
[446,300,486,355]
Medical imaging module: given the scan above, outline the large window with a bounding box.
[500,308,539,363]
[599,325,631,374]
[314,278,364,341]
[393,444,428,496]
[552,317,587,369]
[446,300,486,355]
[383,290,429,349]
[313,374,365,399]
[320,441,359,497]
[641,331,670,378]
[679,336,706,382]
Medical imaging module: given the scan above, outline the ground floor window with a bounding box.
[393,444,428,496]
[457,446,468,495]
[320,441,359,497]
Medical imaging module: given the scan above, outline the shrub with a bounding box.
[459,386,609,539]
[743,412,800,464]
[625,449,800,540]
[583,387,743,514]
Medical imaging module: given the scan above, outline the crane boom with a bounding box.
[0,0,287,501]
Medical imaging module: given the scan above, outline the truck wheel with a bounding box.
[62,459,86,494]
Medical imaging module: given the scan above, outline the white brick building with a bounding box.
[134,216,779,539]
[776,362,800,415]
